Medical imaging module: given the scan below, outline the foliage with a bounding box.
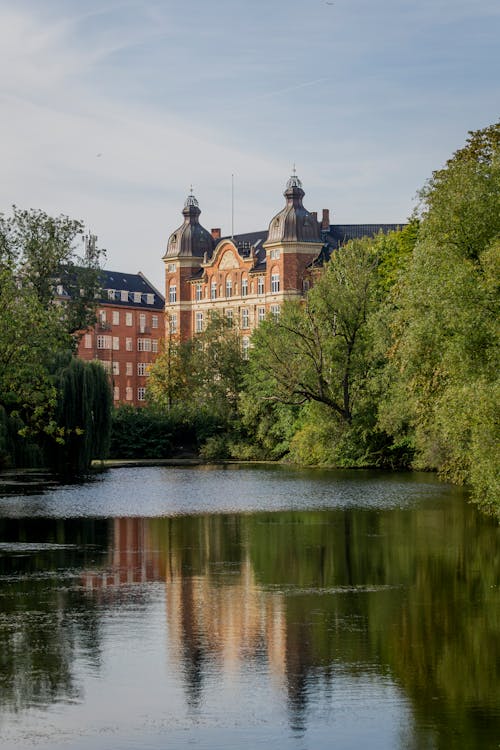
[380,122,500,514]
[110,406,175,459]
[0,207,104,338]
[44,356,112,476]
[0,208,106,472]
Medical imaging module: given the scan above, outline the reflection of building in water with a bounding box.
[81,518,162,591]
[80,515,308,720]
[166,557,287,689]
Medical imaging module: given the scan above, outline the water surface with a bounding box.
[0,465,498,749]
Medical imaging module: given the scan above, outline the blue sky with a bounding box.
[1,0,499,290]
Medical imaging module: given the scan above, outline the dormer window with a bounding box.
[120,290,128,302]
[146,293,154,305]
[171,234,177,243]
[107,288,115,300]
[133,292,142,303]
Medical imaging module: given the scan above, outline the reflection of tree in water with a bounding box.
[0,518,109,712]
[179,576,208,710]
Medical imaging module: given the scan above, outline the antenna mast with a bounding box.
[231,173,234,239]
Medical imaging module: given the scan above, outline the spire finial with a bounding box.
[285,165,303,191]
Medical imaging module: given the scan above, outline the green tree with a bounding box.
[0,207,104,338]
[45,356,112,476]
[244,238,387,465]
[0,208,105,463]
[380,122,500,514]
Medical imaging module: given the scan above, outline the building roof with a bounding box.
[164,192,215,260]
[98,270,165,309]
[326,224,404,247]
[265,173,321,245]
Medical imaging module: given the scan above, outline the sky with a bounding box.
[1,0,499,291]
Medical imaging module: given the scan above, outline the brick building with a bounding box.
[77,270,164,407]
[163,172,401,345]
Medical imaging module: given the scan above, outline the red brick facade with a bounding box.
[77,272,164,407]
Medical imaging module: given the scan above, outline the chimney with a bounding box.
[321,209,330,230]
[310,211,317,225]
[211,227,221,240]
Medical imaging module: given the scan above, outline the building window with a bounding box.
[258,276,264,295]
[169,284,177,303]
[270,248,281,260]
[302,279,310,292]
[112,310,120,325]
[100,360,112,374]
[137,387,146,402]
[270,304,280,319]
[226,309,233,326]
[226,278,232,298]
[126,362,133,376]
[133,292,142,303]
[242,336,250,360]
[113,386,120,401]
[258,306,266,323]
[112,336,119,351]
[126,386,133,401]
[152,315,158,329]
[241,308,249,329]
[125,312,133,326]
[125,338,133,351]
[112,361,120,375]
[195,283,203,302]
[84,334,92,349]
[137,362,147,376]
[97,335,112,349]
[107,289,115,300]
[137,338,151,352]
[195,311,204,333]
[146,293,154,305]
[152,339,158,353]
[211,280,217,300]
[271,273,280,293]
[169,314,177,334]
[241,277,248,297]
[98,310,106,323]
[167,263,176,273]
[120,290,128,302]
[139,313,146,333]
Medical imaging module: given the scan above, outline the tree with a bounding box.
[243,237,397,465]
[0,207,104,341]
[0,207,105,466]
[247,238,378,423]
[380,122,500,514]
[45,356,112,476]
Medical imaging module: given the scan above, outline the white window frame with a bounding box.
[257,276,264,295]
[271,273,280,293]
[169,284,177,303]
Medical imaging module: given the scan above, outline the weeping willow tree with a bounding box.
[45,356,112,476]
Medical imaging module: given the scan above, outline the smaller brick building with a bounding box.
[77,271,164,407]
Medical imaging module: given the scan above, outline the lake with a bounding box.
[0,464,498,749]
